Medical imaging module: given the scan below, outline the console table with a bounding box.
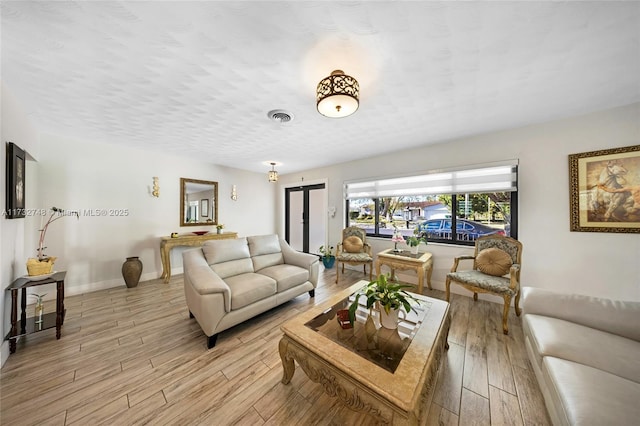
[160,232,237,283]
[5,271,66,354]
[376,249,433,293]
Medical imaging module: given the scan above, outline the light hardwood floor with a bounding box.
[1,267,551,425]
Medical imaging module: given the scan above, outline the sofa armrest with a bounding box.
[522,287,640,341]
[183,248,231,312]
[279,238,320,286]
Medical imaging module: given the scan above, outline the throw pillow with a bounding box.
[476,248,512,277]
[343,235,364,253]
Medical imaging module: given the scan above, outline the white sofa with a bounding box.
[183,234,319,348]
[522,287,640,425]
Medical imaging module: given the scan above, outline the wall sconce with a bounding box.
[268,162,278,183]
[231,185,238,201]
[152,177,159,197]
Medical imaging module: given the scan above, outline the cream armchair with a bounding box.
[445,234,523,334]
[335,227,373,284]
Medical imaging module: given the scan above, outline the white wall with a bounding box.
[35,133,276,295]
[1,83,41,366]
[1,125,276,367]
[277,103,640,302]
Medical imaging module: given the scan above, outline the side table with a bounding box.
[160,232,237,283]
[376,249,433,294]
[5,271,67,354]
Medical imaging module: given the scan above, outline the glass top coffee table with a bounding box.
[279,280,450,425]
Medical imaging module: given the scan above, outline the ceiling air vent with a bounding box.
[267,109,293,123]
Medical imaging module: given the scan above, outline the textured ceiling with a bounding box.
[2,1,639,174]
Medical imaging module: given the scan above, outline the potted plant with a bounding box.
[27,207,79,276]
[216,223,224,234]
[405,228,427,254]
[348,274,420,329]
[319,245,335,269]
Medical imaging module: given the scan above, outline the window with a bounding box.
[345,162,518,245]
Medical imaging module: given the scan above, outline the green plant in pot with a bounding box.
[319,245,335,269]
[348,274,420,329]
[405,228,427,254]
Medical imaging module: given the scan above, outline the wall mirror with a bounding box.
[180,178,218,227]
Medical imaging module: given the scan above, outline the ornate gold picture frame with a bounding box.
[569,145,640,233]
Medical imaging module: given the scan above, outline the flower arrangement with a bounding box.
[390,230,405,251]
[37,207,79,261]
[216,223,224,230]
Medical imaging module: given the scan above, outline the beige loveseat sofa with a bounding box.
[522,287,640,425]
[183,234,319,348]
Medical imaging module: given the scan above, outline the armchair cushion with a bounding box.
[337,252,372,262]
[476,248,512,276]
[447,270,514,295]
[343,235,364,253]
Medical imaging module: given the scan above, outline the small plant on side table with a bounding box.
[406,228,427,254]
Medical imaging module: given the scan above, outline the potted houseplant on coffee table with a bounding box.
[319,245,335,269]
[348,274,420,329]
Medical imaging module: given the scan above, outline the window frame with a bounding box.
[344,163,519,246]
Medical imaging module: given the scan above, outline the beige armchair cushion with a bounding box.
[343,235,364,253]
[476,247,512,276]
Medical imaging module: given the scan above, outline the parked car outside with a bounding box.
[417,218,505,241]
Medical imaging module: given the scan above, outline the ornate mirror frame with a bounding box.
[180,178,218,227]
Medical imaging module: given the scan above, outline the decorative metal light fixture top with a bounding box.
[268,162,278,183]
[316,70,359,118]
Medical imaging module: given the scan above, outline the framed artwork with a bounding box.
[569,144,640,233]
[6,142,26,219]
[200,198,209,218]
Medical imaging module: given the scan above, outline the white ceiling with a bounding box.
[2,1,639,174]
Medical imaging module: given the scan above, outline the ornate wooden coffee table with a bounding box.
[279,280,450,425]
[376,249,433,293]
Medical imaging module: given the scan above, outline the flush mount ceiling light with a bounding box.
[316,69,359,118]
[268,162,278,183]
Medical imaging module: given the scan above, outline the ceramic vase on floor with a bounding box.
[122,257,143,288]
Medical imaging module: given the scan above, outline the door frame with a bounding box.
[279,178,329,254]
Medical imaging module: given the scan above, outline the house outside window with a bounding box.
[344,162,518,246]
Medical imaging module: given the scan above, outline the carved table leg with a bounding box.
[279,336,295,384]
[417,268,424,294]
[426,258,433,290]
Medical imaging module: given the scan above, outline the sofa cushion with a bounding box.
[253,253,284,272]
[476,248,512,276]
[211,258,254,280]
[225,273,277,310]
[248,234,281,256]
[248,235,284,271]
[258,264,309,293]
[524,314,640,384]
[543,356,640,426]
[522,287,640,342]
[203,238,250,264]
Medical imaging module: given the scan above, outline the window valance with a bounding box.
[344,161,518,199]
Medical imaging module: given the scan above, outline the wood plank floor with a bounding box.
[1,267,551,425]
